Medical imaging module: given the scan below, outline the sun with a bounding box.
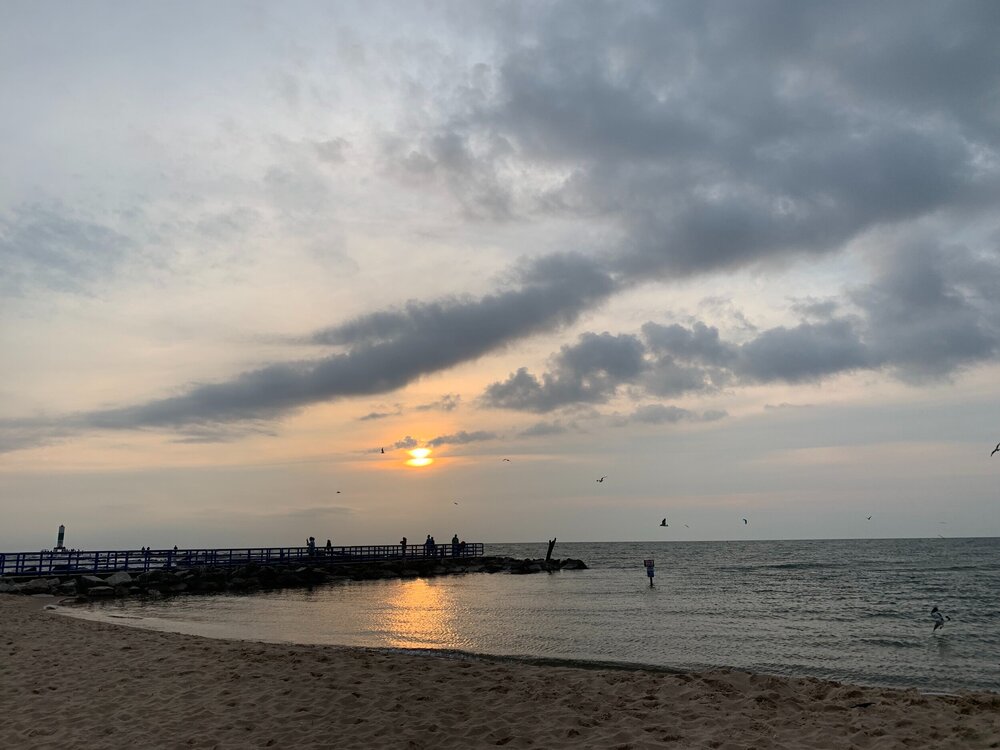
[406,448,433,467]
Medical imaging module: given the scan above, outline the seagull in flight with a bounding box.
[991,442,1000,457]
[742,518,748,525]
[596,476,607,483]
[381,447,385,454]
[660,518,668,527]
[931,606,951,631]
[867,516,872,521]
[502,458,511,462]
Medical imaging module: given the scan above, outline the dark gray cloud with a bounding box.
[427,430,497,448]
[396,1,999,281]
[852,241,999,380]
[483,239,1000,413]
[483,332,646,412]
[49,253,614,433]
[393,435,419,450]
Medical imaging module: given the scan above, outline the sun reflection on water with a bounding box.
[375,578,458,649]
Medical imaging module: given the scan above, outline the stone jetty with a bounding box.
[0,555,588,601]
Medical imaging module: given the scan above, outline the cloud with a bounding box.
[414,394,461,412]
[358,405,402,421]
[482,240,1000,412]
[517,420,569,438]
[852,241,999,380]
[393,436,419,450]
[313,137,349,164]
[619,405,728,426]
[426,430,498,448]
[0,205,133,295]
[483,332,646,412]
[395,2,999,285]
[28,253,615,437]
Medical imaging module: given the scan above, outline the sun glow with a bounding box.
[406,448,433,467]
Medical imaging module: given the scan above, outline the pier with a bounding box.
[0,543,485,578]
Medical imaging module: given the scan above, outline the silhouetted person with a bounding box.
[400,536,407,557]
[931,606,951,631]
[451,533,459,556]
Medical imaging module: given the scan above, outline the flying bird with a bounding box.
[453,501,459,505]
[381,447,385,454]
[502,458,511,462]
[991,442,1000,457]
[660,518,667,527]
[596,476,607,483]
[336,490,341,494]
[867,516,872,521]
[931,606,951,631]
[684,524,689,528]
[742,518,748,525]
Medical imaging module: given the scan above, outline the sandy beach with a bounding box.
[1,595,997,749]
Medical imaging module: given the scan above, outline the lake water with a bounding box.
[70,538,1000,693]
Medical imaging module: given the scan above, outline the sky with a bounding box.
[2,1,999,550]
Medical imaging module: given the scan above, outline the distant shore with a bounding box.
[2,596,997,749]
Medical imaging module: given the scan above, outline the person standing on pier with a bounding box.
[400,537,407,558]
[451,533,459,557]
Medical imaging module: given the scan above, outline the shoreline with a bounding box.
[4,595,999,749]
[50,600,965,698]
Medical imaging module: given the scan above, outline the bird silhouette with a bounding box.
[453,501,459,505]
[336,490,341,494]
[502,458,511,462]
[684,524,689,528]
[381,447,385,454]
[596,476,607,483]
[660,518,667,527]
[742,518,748,525]
[867,516,872,521]
[991,442,1000,457]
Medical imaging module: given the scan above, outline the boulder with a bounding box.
[77,575,106,591]
[86,586,115,597]
[20,578,56,594]
[105,571,133,587]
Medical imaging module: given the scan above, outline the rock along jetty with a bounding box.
[0,556,588,602]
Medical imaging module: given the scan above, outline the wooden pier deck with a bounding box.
[0,543,485,577]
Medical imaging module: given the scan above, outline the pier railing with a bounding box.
[0,543,485,577]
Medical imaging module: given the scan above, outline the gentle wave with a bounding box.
[79,537,1000,694]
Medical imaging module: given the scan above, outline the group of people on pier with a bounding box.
[398,534,467,558]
